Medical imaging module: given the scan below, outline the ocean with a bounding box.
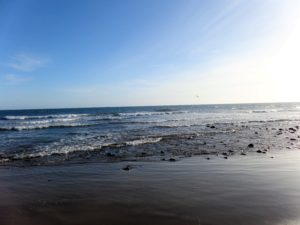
[1,102,300,166]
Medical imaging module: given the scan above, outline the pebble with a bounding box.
[289,128,296,133]
[248,144,254,148]
[122,165,133,171]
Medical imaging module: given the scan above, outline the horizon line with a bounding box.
[1,101,300,111]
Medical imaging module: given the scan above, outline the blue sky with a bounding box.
[0,0,300,109]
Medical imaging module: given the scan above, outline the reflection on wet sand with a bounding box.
[1,151,300,225]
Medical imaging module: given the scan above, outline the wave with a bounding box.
[1,114,89,120]
[119,111,188,117]
[154,108,177,112]
[125,137,162,146]
[0,111,188,122]
[251,110,267,113]
[154,124,191,128]
[21,118,79,124]
[0,123,92,131]
[250,109,281,114]
[1,136,164,162]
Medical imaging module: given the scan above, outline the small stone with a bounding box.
[241,152,247,155]
[289,128,297,132]
[256,150,263,153]
[106,152,115,157]
[224,156,228,159]
[122,165,133,171]
[206,157,210,160]
[169,158,176,162]
[248,144,254,148]
[290,138,296,141]
[210,125,215,129]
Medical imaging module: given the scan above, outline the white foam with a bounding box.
[0,123,90,131]
[2,114,88,120]
[155,124,191,128]
[7,136,163,161]
[3,116,27,120]
[125,137,162,146]
[119,111,188,117]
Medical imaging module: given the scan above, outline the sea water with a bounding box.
[1,103,300,165]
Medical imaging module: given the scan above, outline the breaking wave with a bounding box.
[119,111,188,117]
[0,123,92,131]
[1,136,163,161]
[1,114,89,120]
[125,137,162,146]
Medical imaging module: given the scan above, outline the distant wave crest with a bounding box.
[0,123,92,131]
[1,114,88,120]
[119,111,187,117]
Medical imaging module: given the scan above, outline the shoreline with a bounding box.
[1,151,300,225]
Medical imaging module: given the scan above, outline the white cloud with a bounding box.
[2,74,31,84]
[7,54,47,72]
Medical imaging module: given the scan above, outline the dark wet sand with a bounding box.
[1,151,300,225]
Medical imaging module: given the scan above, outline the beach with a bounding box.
[1,103,300,224]
[1,151,300,225]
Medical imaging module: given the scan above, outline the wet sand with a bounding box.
[1,151,300,225]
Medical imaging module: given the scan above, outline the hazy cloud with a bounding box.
[2,74,31,84]
[7,54,47,72]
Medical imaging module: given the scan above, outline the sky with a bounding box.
[0,0,300,109]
